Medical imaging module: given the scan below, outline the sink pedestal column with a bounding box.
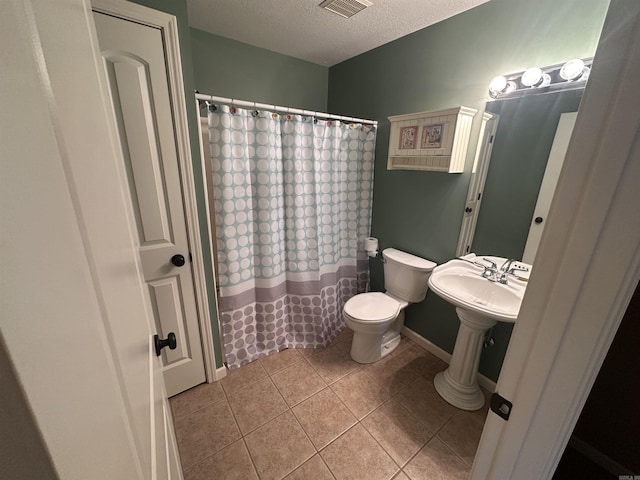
[434,307,496,411]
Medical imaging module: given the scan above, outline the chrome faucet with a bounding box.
[497,259,529,284]
[500,258,516,274]
[479,258,499,281]
[460,257,500,281]
[459,256,529,284]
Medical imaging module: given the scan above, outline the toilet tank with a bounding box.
[382,248,436,303]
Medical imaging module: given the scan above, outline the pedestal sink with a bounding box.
[428,255,530,410]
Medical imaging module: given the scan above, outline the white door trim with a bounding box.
[472,1,640,478]
[197,113,227,381]
[92,0,219,383]
[456,112,499,256]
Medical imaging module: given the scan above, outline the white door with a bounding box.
[1,0,180,477]
[93,11,205,396]
[521,112,577,264]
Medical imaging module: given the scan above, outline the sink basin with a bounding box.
[428,259,528,323]
[428,255,531,411]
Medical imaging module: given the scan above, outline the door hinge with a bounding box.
[189,252,193,263]
[490,392,513,421]
[489,134,494,143]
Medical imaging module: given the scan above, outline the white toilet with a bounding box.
[343,248,436,363]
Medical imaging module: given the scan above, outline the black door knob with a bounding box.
[154,332,177,356]
[171,254,186,267]
[465,207,473,213]
[535,217,544,224]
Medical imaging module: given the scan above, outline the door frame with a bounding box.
[471,0,640,477]
[197,115,222,301]
[456,112,499,256]
[92,0,220,383]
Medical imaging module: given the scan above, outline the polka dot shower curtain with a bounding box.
[208,105,376,369]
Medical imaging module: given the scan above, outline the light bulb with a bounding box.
[504,81,516,94]
[560,59,586,81]
[539,73,551,87]
[489,76,507,97]
[521,67,543,87]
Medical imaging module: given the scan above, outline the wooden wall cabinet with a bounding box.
[388,106,477,173]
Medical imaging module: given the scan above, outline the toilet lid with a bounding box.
[344,292,401,323]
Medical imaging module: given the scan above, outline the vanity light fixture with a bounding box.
[488,57,593,100]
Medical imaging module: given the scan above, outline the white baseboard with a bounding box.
[568,435,633,476]
[213,364,227,381]
[401,326,497,393]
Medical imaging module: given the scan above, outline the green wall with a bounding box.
[190,28,328,112]
[473,90,583,259]
[129,0,223,367]
[328,0,609,381]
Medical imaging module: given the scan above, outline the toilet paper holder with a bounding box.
[364,237,381,259]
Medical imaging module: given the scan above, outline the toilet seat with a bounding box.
[344,292,401,324]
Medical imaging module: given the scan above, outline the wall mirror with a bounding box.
[456,88,584,264]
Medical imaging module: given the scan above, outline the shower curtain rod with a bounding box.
[195,93,377,126]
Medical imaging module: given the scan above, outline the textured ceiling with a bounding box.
[186,0,491,66]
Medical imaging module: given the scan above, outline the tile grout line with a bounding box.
[231,377,305,479]
[358,397,433,472]
[281,408,324,478]
[357,416,404,476]
[429,412,474,469]
[230,376,292,437]
[433,411,480,468]
[170,393,227,421]
[219,375,276,479]
[304,357,363,387]
[398,427,439,478]
[238,356,334,479]
[239,436,261,480]
[264,345,356,472]
[179,383,249,476]
[261,358,368,480]
[290,383,358,454]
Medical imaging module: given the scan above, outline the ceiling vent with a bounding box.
[319,0,372,18]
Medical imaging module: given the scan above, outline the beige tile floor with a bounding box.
[171,330,489,480]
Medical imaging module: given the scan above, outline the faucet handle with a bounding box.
[499,258,515,272]
[458,257,494,272]
[481,258,498,269]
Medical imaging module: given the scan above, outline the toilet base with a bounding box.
[350,330,401,364]
[381,330,402,356]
